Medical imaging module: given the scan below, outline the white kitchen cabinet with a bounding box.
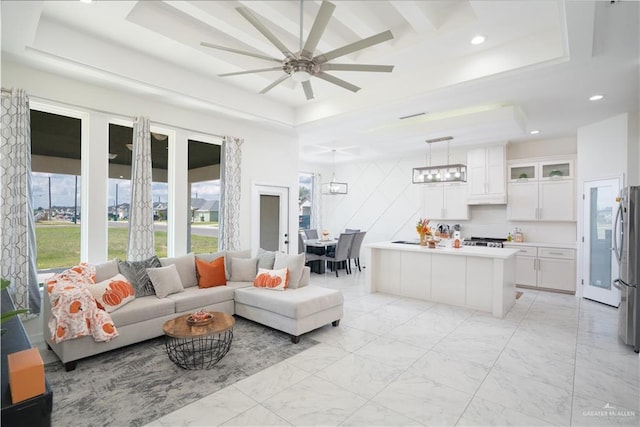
[422,182,469,220]
[507,158,575,221]
[467,145,506,204]
[504,244,576,293]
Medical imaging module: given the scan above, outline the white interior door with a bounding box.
[582,178,620,306]
[252,184,290,253]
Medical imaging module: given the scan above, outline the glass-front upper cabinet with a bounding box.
[508,159,573,181]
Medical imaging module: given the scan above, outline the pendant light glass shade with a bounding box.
[322,150,348,195]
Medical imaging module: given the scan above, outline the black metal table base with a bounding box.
[165,329,233,370]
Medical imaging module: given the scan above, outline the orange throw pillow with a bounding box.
[196,257,227,288]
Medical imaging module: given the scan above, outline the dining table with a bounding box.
[304,238,337,274]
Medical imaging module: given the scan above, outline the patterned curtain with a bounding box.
[311,173,322,231]
[218,136,243,251]
[0,88,41,314]
[127,116,155,261]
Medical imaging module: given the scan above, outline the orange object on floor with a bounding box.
[7,348,45,404]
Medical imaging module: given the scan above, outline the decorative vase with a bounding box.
[419,234,427,246]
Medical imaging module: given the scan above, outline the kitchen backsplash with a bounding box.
[455,205,577,243]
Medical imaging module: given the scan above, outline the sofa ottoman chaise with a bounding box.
[234,285,344,343]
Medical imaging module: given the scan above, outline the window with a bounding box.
[299,172,313,230]
[30,110,82,273]
[108,125,169,258]
[188,139,221,253]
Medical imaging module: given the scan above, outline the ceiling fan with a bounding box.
[200,0,395,100]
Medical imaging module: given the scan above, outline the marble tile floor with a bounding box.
[30,270,639,426]
[142,272,639,427]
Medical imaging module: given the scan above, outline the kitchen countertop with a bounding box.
[365,241,520,259]
[502,241,577,249]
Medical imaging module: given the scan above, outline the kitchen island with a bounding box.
[365,242,520,318]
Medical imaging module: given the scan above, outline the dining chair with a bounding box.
[345,228,360,233]
[347,231,367,272]
[323,232,355,277]
[304,229,319,239]
[298,233,305,254]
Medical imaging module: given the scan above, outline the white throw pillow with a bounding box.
[88,274,135,312]
[146,264,184,299]
[273,252,305,289]
[253,267,288,291]
[225,249,252,280]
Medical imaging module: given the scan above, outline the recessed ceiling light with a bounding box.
[471,35,486,45]
[589,94,604,101]
[530,130,540,135]
[79,0,93,4]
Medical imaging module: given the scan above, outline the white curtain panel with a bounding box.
[127,116,155,261]
[0,88,41,314]
[218,136,243,251]
[311,173,322,231]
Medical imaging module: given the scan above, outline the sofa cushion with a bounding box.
[109,295,175,328]
[167,286,235,313]
[147,264,185,298]
[117,256,161,297]
[230,257,258,282]
[87,274,136,312]
[196,257,227,288]
[196,251,226,263]
[159,253,197,288]
[95,260,119,283]
[273,252,306,289]
[234,286,343,319]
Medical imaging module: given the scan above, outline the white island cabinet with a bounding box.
[365,242,519,318]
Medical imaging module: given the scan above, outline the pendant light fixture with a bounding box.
[322,149,348,194]
[412,136,466,183]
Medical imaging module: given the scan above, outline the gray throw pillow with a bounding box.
[273,252,305,289]
[117,255,161,297]
[256,248,277,270]
[159,253,197,288]
[147,264,184,298]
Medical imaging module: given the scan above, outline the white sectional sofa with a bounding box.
[43,250,343,371]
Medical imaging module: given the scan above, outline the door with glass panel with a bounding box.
[582,178,620,306]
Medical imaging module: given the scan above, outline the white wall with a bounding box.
[2,61,300,260]
[303,138,578,266]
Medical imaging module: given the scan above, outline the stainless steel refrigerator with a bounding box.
[613,185,640,353]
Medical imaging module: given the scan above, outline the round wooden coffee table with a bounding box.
[162,311,235,370]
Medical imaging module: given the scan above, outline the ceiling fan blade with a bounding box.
[321,64,394,72]
[219,67,283,77]
[314,72,360,93]
[302,80,315,100]
[200,42,282,63]
[314,30,394,64]
[301,1,336,59]
[260,74,290,94]
[236,7,294,58]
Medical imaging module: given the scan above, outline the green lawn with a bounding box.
[35,223,218,270]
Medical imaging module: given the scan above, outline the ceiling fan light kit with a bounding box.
[413,136,467,184]
[201,0,395,100]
